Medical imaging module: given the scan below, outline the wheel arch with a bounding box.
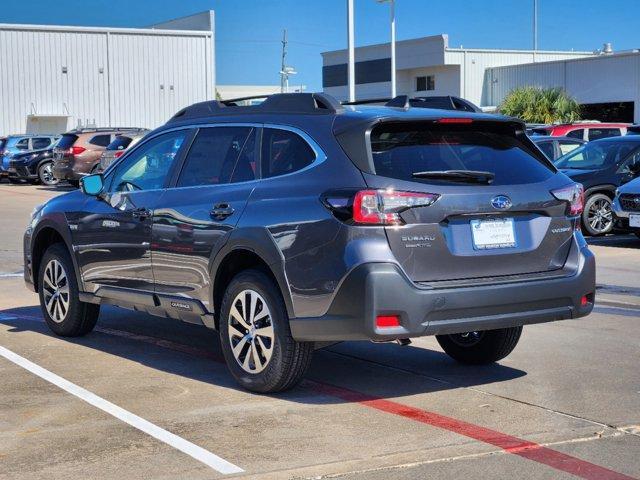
[210,229,294,329]
[584,184,617,200]
[31,221,81,293]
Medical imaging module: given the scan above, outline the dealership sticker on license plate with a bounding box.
[630,214,640,228]
[471,218,516,250]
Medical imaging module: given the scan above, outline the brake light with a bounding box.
[437,118,473,124]
[114,151,124,158]
[353,189,439,225]
[551,183,584,216]
[69,146,86,156]
[376,315,401,328]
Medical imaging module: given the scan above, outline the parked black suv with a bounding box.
[554,136,640,235]
[24,93,595,393]
[8,142,60,185]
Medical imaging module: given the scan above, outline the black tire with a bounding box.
[219,269,314,393]
[436,326,522,364]
[38,162,59,186]
[582,193,614,236]
[38,243,99,337]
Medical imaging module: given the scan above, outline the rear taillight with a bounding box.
[70,146,86,156]
[114,151,124,158]
[551,183,584,216]
[352,189,439,225]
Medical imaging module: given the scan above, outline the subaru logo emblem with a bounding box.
[491,195,512,210]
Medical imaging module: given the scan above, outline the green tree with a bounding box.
[499,87,581,124]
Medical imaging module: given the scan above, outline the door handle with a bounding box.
[131,207,151,220]
[211,203,235,220]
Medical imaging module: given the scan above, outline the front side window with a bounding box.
[565,129,584,140]
[177,127,256,187]
[555,141,640,170]
[537,141,555,160]
[261,128,315,178]
[109,130,186,192]
[15,138,29,150]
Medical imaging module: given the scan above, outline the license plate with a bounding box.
[630,214,640,228]
[471,218,516,250]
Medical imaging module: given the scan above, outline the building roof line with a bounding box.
[0,22,211,37]
[488,49,640,70]
[445,47,593,55]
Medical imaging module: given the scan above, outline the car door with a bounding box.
[616,147,640,186]
[69,129,192,294]
[151,125,259,309]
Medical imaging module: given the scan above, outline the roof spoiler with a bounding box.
[341,95,482,113]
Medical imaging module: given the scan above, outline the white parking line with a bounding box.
[0,345,243,475]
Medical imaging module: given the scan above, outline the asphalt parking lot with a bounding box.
[0,182,639,480]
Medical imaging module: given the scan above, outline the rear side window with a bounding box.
[261,128,315,178]
[107,136,133,151]
[558,140,582,156]
[57,134,78,149]
[565,129,584,140]
[32,137,51,149]
[89,134,112,147]
[177,127,255,187]
[370,123,554,185]
[588,128,621,141]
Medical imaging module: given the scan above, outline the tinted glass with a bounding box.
[177,127,255,187]
[107,136,133,151]
[0,139,6,150]
[416,76,426,92]
[32,137,51,149]
[57,134,78,149]
[110,131,186,192]
[588,128,621,141]
[89,134,112,147]
[555,141,640,170]
[261,128,315,178]
[370,123,554,185]
[16,139,29,150]
[565,129,584,140]
[537,141,555,159]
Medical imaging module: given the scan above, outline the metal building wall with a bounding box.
[0,24,213,135]
[488,52,640,121]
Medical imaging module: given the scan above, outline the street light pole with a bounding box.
[377,0,396,98]
[347,0,355,102]
[533,0,538,63]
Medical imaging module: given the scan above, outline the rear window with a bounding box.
[370,123,554,185]
[57,134,78,149]
[107,136,133,151]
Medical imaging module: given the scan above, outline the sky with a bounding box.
[2,0,640,91]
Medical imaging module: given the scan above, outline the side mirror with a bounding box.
[81,174,104,196]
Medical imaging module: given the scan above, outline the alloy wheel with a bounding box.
[448,331,484,347]
[587,198,613,234]
[40,163,58,185]
[227,289,275,374]
[42,259,70,323]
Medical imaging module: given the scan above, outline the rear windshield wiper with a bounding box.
[412,170,495,184]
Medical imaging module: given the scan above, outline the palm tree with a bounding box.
[499,87,581,124]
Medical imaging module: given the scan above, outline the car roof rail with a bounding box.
[168,92,344,123]
[342,95,482,112]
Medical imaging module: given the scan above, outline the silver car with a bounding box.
[613,176,640,238]
[97,129,149,172]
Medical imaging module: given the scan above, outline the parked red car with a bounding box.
[531,122,630,141]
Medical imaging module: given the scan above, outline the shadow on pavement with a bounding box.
[0,304,527,405]
[587,233,640,249]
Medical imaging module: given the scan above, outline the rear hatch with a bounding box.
[365,120,575,283]
[53,134,79,166]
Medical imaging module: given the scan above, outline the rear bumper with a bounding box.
[52,163,81,181]
[289,237,595,342]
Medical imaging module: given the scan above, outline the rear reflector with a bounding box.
[376,315,401,328]
[581,294,592,307]
[437,118,473,124]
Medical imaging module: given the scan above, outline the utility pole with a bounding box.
[280,29,287,93]
[347,0,355,102]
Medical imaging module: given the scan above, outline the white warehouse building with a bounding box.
[487,49,640,123]
[322,35,593,108]
[0,11,215,135]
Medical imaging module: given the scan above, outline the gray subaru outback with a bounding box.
[23,93,595,393]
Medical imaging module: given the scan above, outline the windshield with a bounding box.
[370,123,554,185]
[554,141,640,170]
